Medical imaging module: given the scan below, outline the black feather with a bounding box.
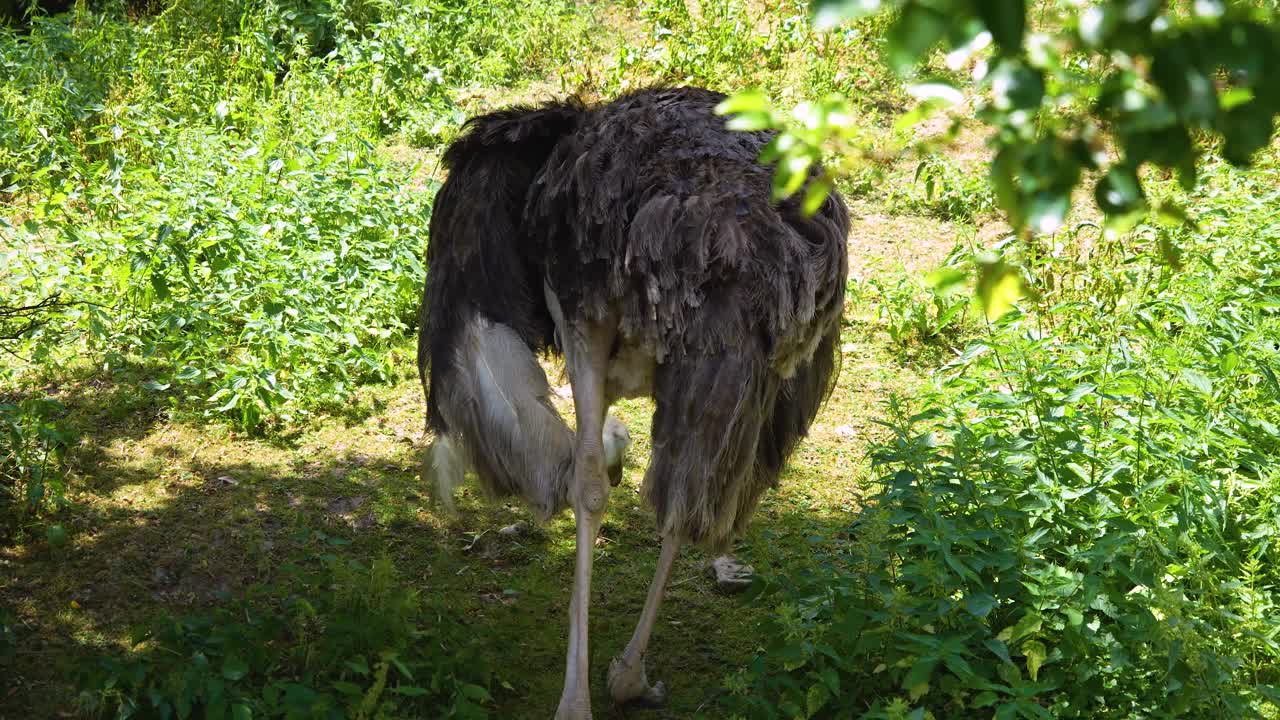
[418,87,848,549]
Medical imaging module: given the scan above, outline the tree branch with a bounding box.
[0,293,67,342]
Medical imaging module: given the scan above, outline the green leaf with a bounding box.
[458,683,491,702]
[1221,103,1276,166]
[990,58,1045,112]
[812,0,882,31]
[1005,611,1042,644]
[391,685,430,697]
[715,90,771,116]
[1182,368,1212,396]
[1219,87,1253,110]
[886,3,948,75]
[389,654,415,681]
[1157,233,1183,269]
[331,681,364,697]
[964,592,996,618]
[975,259,1023,320]
[1027,191,1069,234]
[990,146,1024,228]
[973,690,1000,707]
[773,153,814,200]
[1095,165,1146,216]
[222,655,249,681]
[45,524,67,548]
[1023,640,1047,681]
[977,0,1026,52]
[806,682,829,717]
[985,638,1014,665]
[176,367,202,381]
[801,176,834,216]
[150,273,170,301]
[926,267,968,294]
[819,666,840,694]
[1153,202,1190,228]
[1065,383,1097,402]
[726,112,774,132]
[902,657,937,691]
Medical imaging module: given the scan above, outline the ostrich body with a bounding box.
[417,87,848,718]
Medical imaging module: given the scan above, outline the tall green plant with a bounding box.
[725,152,1280,719]
[1,0,603,432]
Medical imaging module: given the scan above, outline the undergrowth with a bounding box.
[79,553,497,719]
[0,0,598,445]
[724,156,1280,718]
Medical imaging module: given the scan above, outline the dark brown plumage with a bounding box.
[416,86,848,717]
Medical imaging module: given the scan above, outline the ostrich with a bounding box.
[417,86,848,719]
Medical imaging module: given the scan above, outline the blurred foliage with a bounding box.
[720,0,1280,315]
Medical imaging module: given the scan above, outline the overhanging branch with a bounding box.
[0,293,67,342]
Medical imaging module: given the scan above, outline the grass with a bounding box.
[3,312,933,717]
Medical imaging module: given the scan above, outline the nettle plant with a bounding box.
[718,0,1280,314]
[4,128,429,431]
[723,157,1280,719]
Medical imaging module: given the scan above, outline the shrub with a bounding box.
[0,396,73,523]
[725,158,1280,718]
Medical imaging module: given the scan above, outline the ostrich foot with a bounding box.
[608,654,667,707]
[603,414,631,487]
[707,555,755,593]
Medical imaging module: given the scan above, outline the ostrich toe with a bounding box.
[608,654,668,707]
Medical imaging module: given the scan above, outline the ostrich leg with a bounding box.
[555,319,615,720]
[608,533,681,706]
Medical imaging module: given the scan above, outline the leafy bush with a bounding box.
[725,158,1280,718]
[80,555,497,719]
[886,155,996,222]
[741,0,1280,231]
[0,0,606,433]
[5,129,430,430]
[863,268,971,352]
[0,396,73,522]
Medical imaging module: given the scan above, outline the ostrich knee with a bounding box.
[555,316,616,720]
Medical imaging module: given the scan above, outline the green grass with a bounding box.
[3,320,926,717]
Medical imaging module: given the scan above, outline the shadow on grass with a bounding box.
[1,373,870,720]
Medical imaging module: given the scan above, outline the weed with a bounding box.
[866,266,971,353]
[79,555,496,719]
[723,154,1280,719]
[884,154,996,221]
[0,397,74,527]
